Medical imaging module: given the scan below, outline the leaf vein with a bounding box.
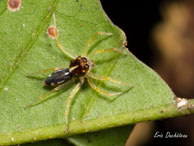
[0,0,60,92]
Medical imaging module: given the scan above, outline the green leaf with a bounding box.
[0,0,194,145]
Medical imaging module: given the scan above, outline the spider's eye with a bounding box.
[81,57,87,62]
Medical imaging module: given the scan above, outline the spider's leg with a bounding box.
[87,78,122,100]
[65,80,83,132]
[52,14,75,59]
[24,82,69,109]
[26,67,61,77]
[88,48,127,58]
[81,32,112,57]
[86,72,132,87]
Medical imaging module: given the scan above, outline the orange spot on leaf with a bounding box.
[8,0,21,12]
[47,26,57,39]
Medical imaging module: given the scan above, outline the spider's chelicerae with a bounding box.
[26,14,131,132]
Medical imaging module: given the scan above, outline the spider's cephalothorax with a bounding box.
[69,56,90,77]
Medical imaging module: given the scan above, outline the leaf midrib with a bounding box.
[1,99,194,145]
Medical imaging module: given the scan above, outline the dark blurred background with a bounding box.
[101,0,194,146]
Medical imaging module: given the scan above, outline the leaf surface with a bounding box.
[0,0,194,145]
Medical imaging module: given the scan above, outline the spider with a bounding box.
[25,14,131,132]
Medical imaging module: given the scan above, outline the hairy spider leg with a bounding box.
[24,82,70,109]
[53,14,75,59]
[81,32,113,57]
[65,80,83,132]
[88,48,127,58]
[86,72,132,87]
[87,78,122,100]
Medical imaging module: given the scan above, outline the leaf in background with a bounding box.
[0,0,194,145]
[68,125,133,146]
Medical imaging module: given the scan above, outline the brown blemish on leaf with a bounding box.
[47,26,57,39]
[7,0,21,12]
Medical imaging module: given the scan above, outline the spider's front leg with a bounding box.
[52,14,75,59]
[81,32,113,57]
[86,72,132,87]
[88,48,127,58]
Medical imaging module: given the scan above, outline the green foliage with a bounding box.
[0,0,193,145]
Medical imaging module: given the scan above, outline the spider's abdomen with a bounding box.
[44,68,73,86]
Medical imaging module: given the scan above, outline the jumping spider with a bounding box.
[25,14,131,132]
